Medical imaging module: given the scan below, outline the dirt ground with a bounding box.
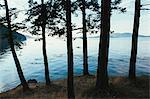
[0,75,149,99]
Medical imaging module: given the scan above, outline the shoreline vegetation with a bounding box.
[0,0,149,98]
[0,75,149,99]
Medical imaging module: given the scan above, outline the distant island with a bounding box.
[110,33,150,38]
[77,33,150,39]
[0,25,26,41]
[0,25,26,51]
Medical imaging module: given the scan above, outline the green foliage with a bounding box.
[111,0,126,13]
[72,0,126,34]
[25,0,66,37]
[0,5,26,31]
[0,3,5,10]
[0,3,26,49]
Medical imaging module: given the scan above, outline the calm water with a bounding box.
[0,36,150,92]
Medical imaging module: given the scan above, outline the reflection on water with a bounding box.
[0,36,150,92]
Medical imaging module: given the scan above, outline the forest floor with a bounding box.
[0,75,149,99]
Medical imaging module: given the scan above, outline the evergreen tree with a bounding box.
[3,0,29,91]
[96,0,111,89]
[66,0,75,98]
[129,0,141,80]
[25,0,66,85]
[72,0,126,76]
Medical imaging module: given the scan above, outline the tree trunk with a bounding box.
[96,0,111,89]
[66,0,75,98]
[129,0,140,80]
[82,0,89,75]
[4,0,29,91]
[41,0,51,85]
[41,25,51,85]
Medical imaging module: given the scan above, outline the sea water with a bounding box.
[0,36,150,92]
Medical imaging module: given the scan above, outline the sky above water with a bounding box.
[0,0,150,36]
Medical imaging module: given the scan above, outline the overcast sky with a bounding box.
[0,0,150,36]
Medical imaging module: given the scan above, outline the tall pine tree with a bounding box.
[3,0,29,91]
[96,0,111,89]
[129,0,141,80]
[66,0,75,98]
